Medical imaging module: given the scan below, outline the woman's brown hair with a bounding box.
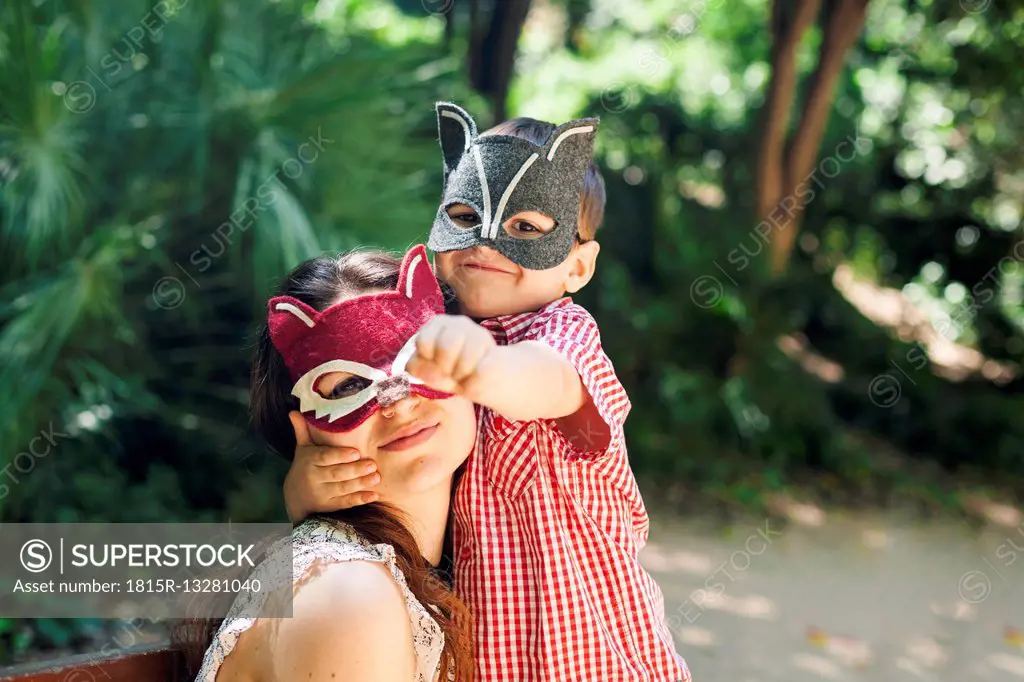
[176,249,472,681]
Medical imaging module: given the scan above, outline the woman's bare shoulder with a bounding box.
[295,558,409,614]
[267,559,417,680]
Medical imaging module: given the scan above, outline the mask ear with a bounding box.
[268,296,319,355]
[543,117,599,172]
[397,244,444,312]
[436,102,478,178]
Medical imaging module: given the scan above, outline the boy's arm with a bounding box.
[470,341,613,450]
[407,315,583,422]
[409,308,628,454]
[516,305,631,455]
[465,341,586,422]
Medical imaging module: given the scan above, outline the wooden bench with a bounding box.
[1,643,183,681]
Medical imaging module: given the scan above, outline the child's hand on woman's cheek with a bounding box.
[407,314,497,397]
[283,411,380,523]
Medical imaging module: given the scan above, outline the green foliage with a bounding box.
[0,0,469,527]
[0,0,470,660]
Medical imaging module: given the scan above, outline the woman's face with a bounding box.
[302,290,476,500]
[309,389,475,499]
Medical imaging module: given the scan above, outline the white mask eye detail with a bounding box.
[292,360,387,422]
[315,374,374,401]
[391,335,422,383]
[472,146,492,240]
[490,152,539,238]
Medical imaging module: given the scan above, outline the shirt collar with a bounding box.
[478,297,573,343]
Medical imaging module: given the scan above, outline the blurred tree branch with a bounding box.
[757,0,870,277]
[468,0,532,122]
[756,0,821,235]
[444,4,454,48]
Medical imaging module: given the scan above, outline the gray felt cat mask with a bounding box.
[428,102,599,271]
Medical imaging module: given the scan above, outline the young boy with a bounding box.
[284,103,690,682]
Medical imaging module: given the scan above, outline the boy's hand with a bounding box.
[283,411,380,523]
[409,314,588,423]
[407,314,499,402]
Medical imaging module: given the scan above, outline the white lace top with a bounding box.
[195,517,445,682]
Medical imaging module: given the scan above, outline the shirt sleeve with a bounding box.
[521,304,631,458]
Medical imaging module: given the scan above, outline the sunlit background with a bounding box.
[1,0,1022,678]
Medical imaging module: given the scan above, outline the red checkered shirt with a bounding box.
[452,298,690,682]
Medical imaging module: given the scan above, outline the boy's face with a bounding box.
[435,204,599,318]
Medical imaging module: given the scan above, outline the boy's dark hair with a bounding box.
[482,117,606,242]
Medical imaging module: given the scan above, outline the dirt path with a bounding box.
[640,509,1024,681]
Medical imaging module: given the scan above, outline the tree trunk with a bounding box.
[467,0,532,123]
[755,0,822,229]
[443,4,454,49]
[770,0,870,275]
[755,0,870,278]
[731,0,870,377]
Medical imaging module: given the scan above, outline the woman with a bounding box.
[184,245,475,681]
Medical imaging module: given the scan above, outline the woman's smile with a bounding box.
[379,419,441,451]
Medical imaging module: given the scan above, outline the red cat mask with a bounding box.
[268,244,451,433]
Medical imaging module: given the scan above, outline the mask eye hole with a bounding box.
[502,210,556,240]
[315,373,373,400]
[446,203,481,229]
